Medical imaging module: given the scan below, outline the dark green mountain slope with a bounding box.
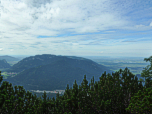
[2,54,58,73]
[3,54,111,74]
[0,59,11,69]
[3,54,113,91]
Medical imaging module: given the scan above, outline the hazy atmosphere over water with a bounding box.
[0,0,152,57]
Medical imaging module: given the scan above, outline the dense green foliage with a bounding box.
[0,56,152,113]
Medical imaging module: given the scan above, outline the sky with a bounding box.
[0,0,152,58]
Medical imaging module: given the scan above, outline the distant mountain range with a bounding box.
[0,55,21,62]
[1,54,114,91]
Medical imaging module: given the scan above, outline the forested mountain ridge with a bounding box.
[0,59,11,69]
[2,54,57,73]
[3,54,113,91]
[3,54,111,74]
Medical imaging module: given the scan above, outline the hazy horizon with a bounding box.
[0,54,148,59]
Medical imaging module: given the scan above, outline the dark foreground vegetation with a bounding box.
[0,56,152,114]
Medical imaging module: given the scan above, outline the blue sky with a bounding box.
[0,0,152,58]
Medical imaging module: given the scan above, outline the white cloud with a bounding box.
[150,22,152,27]
[0,0,131,35]
[99,51,104,53]
[0,0,152,57]
[10,49,14,52]
[0,48,3,51]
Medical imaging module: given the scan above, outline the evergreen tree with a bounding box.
[141,56,152,88]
